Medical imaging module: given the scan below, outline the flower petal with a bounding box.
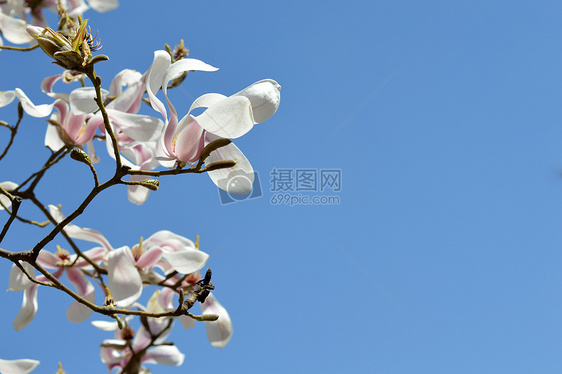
[107,246,143,308]
[0,181,18,210]
[106,109,163,142]
[0,90,15,107]
[48,205,113,252]
[143,345,185,366]
[7,262,35,291]
[200,293,233,348]
[13,284,39,331]
[0,358,40,374]
[65,268,95,323]
[0,13,33,44]
[69,87,108,115]
[14,88,55,118]
[205,133,255,194]
[233,79,281,124]
[193,96,254,139]
[88,0,119,13]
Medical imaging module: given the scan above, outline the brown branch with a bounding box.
[0,103,24,161]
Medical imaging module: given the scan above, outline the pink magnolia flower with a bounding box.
[97,290,184,373]
[6,205,113,330]
[0,358,40,374]
[106,230,209,308]
[144,50,281,194]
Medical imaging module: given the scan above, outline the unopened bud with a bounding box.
[70,148,91,165]
[139,179,160,191]
[199,138,232,164]
[196,314,219,321]
[203,160,236,172]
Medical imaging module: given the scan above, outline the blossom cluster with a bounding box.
[8,205,232,372]
[0,2,279,372]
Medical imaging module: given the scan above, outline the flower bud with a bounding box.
[27,26,84,69]
[138,179,160,191]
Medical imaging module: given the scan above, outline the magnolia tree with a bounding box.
[0,1,280,373]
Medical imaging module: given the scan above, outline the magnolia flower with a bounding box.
[98,290,184,373]
[144,50,281,193]
[0,358,40,374]
[105,230,208,308]
[6,205,113,329]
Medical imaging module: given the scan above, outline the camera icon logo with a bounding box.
[217,170,262,205]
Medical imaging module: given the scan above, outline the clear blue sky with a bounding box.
[1,1,562,373]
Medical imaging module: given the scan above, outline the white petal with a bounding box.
[145,50,171,120]
[0,358,40,374]
[65,268,95,323]
[0,13,33,44]
[7,262,35,291]
[0,181,18,210]
[106,109,163,142]
[107,246,143,308]
[200,293,233,348]
[48,205,113,251]
[88,0,119,12]
[233,79,281,123]
[69,87,108,115]
[109,69,142,96]
[163,58,218,90]
[159,247,209,275]
[0,90,15,107]
[205,134,255,194]
[14,88,54,118]
[143,345,185,366]
[13,285,38,331]
[194,96,254,139]
[91,320,119,331]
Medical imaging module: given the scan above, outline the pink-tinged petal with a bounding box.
[205,133,255,194]
[143,345,185,366]
[88,0,119,12]
[0,13,33,44]
[0,181,18,210]
[172,115,205,163]
[40,74,62,97]
[0,358,40,374]
[0,90,15,107]
[85,140,100,164]
[178,315,196,330]
[233,79,281,124]
[160,247,209,275]
[69,87,108,115]
[158,288,176,310]
[145,51,171,120]
[14,89,55,118]
[200,293,233,348]
[8,262,35,291]
[75,246,107,267]
[48,205,113,252]
[144,230,196,250]
[108,246,143,308]
[106,109,164,142]
[194,96,254,139]
[65,268,95,323]
[137,247,163,269]
[13,284,38,331]
[108,80,143,113]
[36,250,60,269]
[132,325,152,351]
[110,69,142,96]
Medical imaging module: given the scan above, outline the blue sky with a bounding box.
[1,1,562,373]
